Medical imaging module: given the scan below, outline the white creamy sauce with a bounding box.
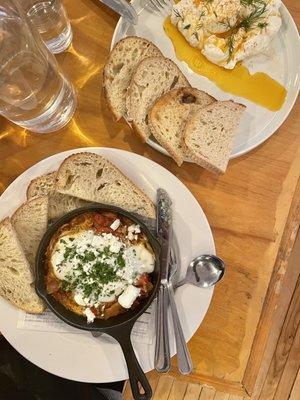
[51,224,155,322]
[118,286,141,309]
[84,307,96,323]
[171,0,282,69]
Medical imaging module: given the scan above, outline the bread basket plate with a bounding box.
[0,147,215,383]
[111,1,300,160]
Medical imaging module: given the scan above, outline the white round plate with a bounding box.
[112,1,300,159]
[0,147,215,382]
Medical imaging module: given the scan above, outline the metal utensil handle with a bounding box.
[167,285,193,374]
[154,285,171,372]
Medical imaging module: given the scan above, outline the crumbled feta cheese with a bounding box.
[110,219,121,231]
[52,223,155,322]
[127,224,141,241]
[84,308,95,323]
[118,285,141,308]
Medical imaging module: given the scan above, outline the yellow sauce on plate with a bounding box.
[164,17,287,111]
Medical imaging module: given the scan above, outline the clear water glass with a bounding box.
[25,0,72,54]
[0,0,76,134]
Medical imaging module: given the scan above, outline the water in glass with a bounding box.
[0,0,76,133]
[26,0,72,54]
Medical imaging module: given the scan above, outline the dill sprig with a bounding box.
[193,31,199,41]
[227,35,235,61]
[240,0,265,6]
[238,1,267,31]
[258,21,268,28]
[173,9,182,19]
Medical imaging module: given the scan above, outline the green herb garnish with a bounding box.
[238,1,267,31]
[227,35,235,61]
[173,9,182,19]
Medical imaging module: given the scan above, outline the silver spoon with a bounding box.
[176,255,225,288]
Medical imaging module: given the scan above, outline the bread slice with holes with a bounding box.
[103,36,163,121]
[27,172,88,220]
[55,152,155,218]
[128,57,190,142]
[149,87,216,166]
[183,101,245,174]
[11,196,49,268]
[0,218,45,313]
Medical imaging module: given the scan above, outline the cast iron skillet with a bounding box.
[35,204,161,400]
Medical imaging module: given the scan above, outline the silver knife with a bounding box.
[154,188,172,372]
[99,0,138,25]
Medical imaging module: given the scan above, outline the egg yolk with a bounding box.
[164,17,287,111]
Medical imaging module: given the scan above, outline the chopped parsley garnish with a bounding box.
[59,240,127,303]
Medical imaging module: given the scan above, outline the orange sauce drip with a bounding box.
[164,17,287,111]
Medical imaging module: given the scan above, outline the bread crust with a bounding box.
[103,36,163,122]
[128,57,190,142]
[55,152,155,218]
[183,100,246,174]
[149,87,216,166]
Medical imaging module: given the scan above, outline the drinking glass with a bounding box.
[0,0,76,133]
[25,0,72,54]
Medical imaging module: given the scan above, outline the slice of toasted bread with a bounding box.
[183,101,245,174]
[128,57,190,142]
[149,87,216,166]
[55,152,155,218]
[103,36,163,121]
[0,218,45,313]
[27,172,88,220]
[11,196,49,268]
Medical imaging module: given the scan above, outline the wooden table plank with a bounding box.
[258,274,300,400]
[289,368,300,400]
[183,383,202,400]
[228,396,245,400]
[198,386,216,400]
[214,392,230,400]
[153,375,174,400]
[168,379,188,400]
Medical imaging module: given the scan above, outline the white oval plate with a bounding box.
[0,147,215,382]
[112,1,300,160]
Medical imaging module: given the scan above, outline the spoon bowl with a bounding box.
[177,255,225,288]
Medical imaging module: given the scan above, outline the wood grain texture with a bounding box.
[198,386,216,399]
[214,392,230,400]
[123,375,247,400]
[153,375,174,400]
[184,383,202,400]
[245,222,300,399]
[0,0,299,397]
[289,368,300,400]
[168,379,188,400]
[258,274,300,400]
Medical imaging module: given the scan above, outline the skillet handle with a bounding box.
[110,327,152,400]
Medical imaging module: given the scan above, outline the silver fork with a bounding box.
[143,0,173,16]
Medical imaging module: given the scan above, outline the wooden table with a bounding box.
[0,0,299,399]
